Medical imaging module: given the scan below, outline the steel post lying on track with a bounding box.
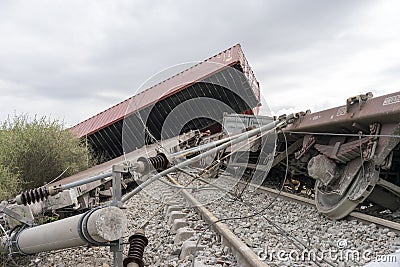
[57,134,234,189]
[60,171,113,191]
[171,131,246,160]
[1,206,127,255]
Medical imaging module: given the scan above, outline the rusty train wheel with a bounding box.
[315,161,380,220]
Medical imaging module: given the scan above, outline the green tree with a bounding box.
[0,115,95,199]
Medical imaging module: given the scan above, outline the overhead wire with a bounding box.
[135,126,277,230]
[285,130,400,138]
[190,130,335,267]
[126,116,318,266]
[127,96,166,153]
[190,129,289,266]
[44,166,70,186]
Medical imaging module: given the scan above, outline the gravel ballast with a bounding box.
[11,170,400,267]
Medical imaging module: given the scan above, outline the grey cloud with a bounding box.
[0,0,398,125]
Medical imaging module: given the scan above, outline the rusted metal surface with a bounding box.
[307,154,339,185]
[285,91,400,133]
[70,44,260,138]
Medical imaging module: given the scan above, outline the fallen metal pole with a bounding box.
[60,171,112,190]
[15,133,241,205]
[121,119,284,203]
[14,129,246,206]
[1,206,127,255]
[15,171,113,205]
[171,131,245,160]
[58,134,237,188]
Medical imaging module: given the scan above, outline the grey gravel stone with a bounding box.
[18,173,398,267]
[387,231,397,238]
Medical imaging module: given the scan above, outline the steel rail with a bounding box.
[167,175,267,267]
[223,175,400,233]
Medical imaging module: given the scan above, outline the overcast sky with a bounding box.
[1,0,399,127]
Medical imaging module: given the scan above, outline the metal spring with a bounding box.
[123,231,148,267]
[18,187,50,205]
[136,153,169,174]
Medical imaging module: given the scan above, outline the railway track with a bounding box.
[163,170,399,266]
[225,175,400,234]
[130,169,399,266]
[164,174,266,267]
[26,172,256,266]
[10,169,400,266]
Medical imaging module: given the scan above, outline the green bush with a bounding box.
[0,165,20,200]
[0,115,95,199]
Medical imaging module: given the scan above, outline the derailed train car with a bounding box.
[181,92,400,220]
[70,44,260,160]
[9,44,262,217]
[269,92,400,219]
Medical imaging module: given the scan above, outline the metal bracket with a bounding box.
[294,135,315,159]
[110,239,124,267]
[272,138,303,167]
[363,123,381,161]
[111,163,132,207]
[346,92,373,113]
[112,164,130,174]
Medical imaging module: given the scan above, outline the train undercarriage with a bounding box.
[225,92,400,220]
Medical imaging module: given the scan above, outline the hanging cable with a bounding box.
[285,130,400,138]
[190,130,335,267]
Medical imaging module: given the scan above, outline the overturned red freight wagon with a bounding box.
[70,44,261,160]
